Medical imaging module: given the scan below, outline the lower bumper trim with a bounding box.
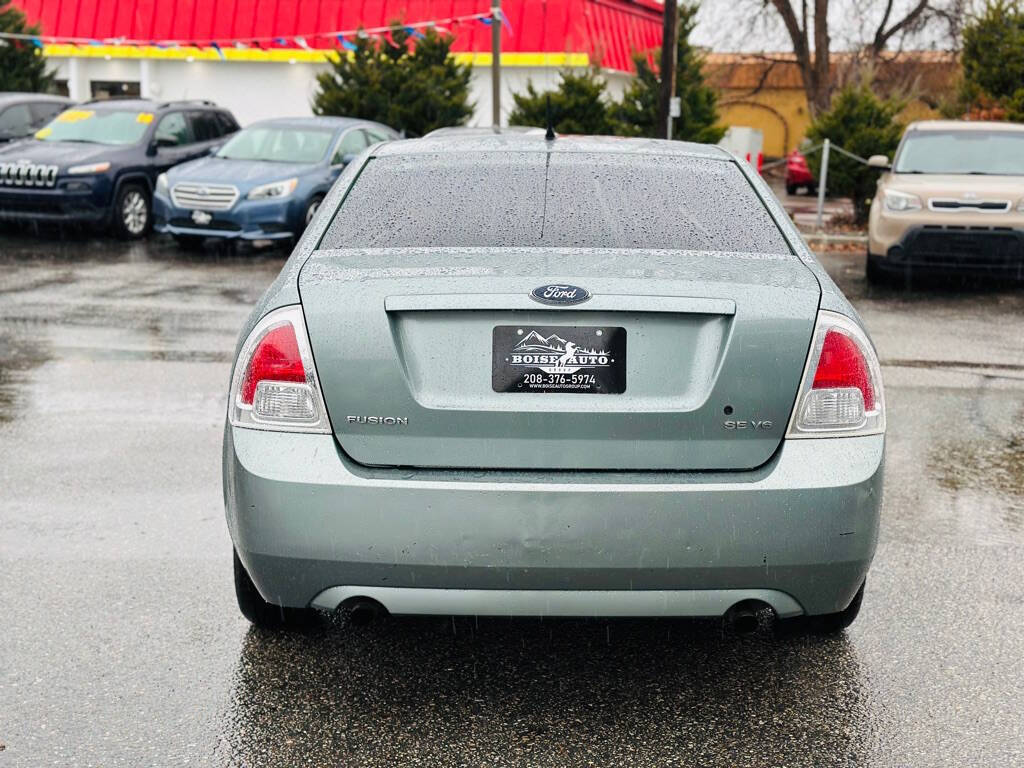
[310,585,805,618]
[157,222,293,241]
[0,206,106,223]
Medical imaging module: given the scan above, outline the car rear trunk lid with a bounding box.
[299,247,820,471]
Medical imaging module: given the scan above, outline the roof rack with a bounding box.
[80,95,150,105]
[156,99,218,109]
[79,97,219,109]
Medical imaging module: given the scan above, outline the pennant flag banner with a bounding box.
[0,10,503,54]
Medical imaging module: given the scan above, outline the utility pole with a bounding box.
[491,0,501,128]
[657,0,678,140]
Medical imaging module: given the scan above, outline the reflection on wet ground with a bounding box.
[0,232,282,425]
[220,617,869,767]
[0,333,50,423]
[0,236,1022,766]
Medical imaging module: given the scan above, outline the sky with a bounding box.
[689,0,966,53]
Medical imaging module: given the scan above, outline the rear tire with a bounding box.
[785,183,797,196]
[776,581,865,637]
[233,548,319,630]
[112,183,151,240]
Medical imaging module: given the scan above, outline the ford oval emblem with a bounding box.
[530,284,592,306]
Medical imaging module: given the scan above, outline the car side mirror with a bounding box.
[867,155,890,170]
[207,143,223,156]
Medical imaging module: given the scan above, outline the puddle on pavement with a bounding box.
[927,431,1024,543]
[0,229,290,267]
[0,333,51,423]
[931,435,1024,499]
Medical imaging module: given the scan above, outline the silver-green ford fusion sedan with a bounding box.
[223,134,884,635]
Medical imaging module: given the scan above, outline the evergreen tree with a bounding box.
[0,0,54,92]
[962,1,1024,104]
[508,69,617,135]
[312,26,472,138]
[955,0,1024,119]
[609,3,722,143]
[806,85,904,224]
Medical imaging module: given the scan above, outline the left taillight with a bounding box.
[228,305,331,433]
[786,310,885,438]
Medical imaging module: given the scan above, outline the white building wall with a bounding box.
[48,56,634,129]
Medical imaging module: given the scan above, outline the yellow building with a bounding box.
[704,52,959,158]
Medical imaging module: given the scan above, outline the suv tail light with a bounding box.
[786,310,885,437]
[228,305,330,433]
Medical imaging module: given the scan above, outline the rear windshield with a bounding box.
[894,130,1024,175]
[320,152,790,253]
[217,127,334,164]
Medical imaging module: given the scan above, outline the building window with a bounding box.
[90,80,141,100]
[52,80,70,97]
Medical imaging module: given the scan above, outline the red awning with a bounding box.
[14,0,664,72]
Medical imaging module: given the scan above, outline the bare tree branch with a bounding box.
[769,0,810,63]
[718,0,966,118]
[871,0,932,55]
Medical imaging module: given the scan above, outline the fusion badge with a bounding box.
[346,415,409,426]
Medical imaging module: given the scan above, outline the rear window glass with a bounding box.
[320,152,790,253]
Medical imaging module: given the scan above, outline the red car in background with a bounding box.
[785,150,817,195]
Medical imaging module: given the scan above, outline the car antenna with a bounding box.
[545,95,556,141]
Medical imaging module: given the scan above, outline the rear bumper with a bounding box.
[786,168,814,187]
[310,585,806,618]
[224,428,883,617]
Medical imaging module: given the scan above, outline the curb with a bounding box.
[797,232,868,243]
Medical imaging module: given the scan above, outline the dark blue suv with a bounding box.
[0,98,239,238]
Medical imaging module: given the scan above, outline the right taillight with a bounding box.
[228,305,330,433]
[786,310,885,437]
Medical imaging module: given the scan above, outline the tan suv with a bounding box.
[866,120,1024,283]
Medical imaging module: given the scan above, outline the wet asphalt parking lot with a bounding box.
[1,231,1022,767]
